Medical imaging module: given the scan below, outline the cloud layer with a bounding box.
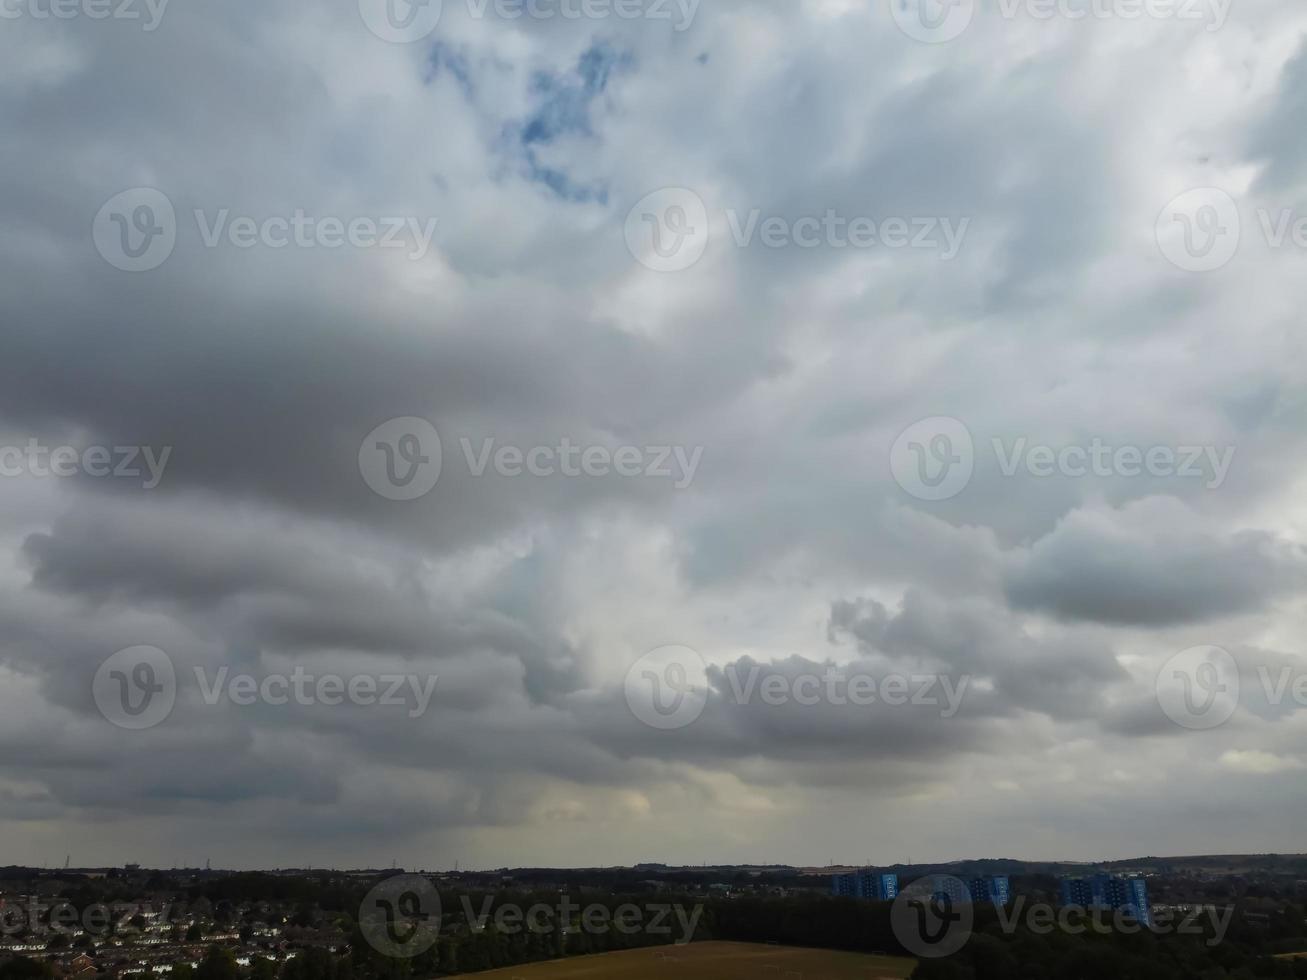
[1,0,1306,869]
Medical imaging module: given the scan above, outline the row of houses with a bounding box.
[0,941,315,978]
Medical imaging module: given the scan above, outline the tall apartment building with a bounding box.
[931,875,970,906]
[830,869,899,901]
[930,875,1011,906]
[1058,873,1151,926]
[968,875,1011,905]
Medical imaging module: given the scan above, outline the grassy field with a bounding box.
[465,941,915,979]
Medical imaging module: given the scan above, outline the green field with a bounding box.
[465,941,915,979]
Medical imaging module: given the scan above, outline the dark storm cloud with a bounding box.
[1250,39,1307,193]
[831,590,1130,723]
[1004,498,1307,627]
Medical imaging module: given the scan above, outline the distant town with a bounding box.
[1,855,1306,979]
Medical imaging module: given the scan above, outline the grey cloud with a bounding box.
[1250,39,1307,193]
[1004,498,1307,627]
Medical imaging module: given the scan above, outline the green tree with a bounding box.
[196,945,239,980]
[0,957,55,980]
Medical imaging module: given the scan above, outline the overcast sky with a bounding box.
[2,0,1307,871]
